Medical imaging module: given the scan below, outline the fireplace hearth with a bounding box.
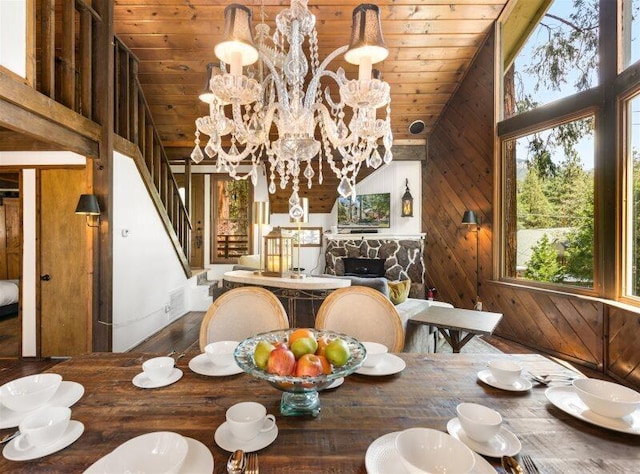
[342,257,386,278]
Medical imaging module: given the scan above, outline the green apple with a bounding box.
[254,340,275,369]
[290,337,318,360]
[325,338,350,367]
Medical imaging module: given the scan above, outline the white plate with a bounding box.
[477,370,532,392]
[189,353,244,377]
[132,368,183,389]
[83,437,214,474]
[0,381,85,429]
[320,377,344,391]
[355,354,406,376]
[447,417,522,457]
[214,421,278,453]
[3,420,84,461]
[364,431,495,474]
[545,386,640,435]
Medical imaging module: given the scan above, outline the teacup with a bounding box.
[456,402,502,442]
[362,342,388,368]
[226,402,276,441]
[488,360,522,385]
[13,406,71,452]
[205,341,239,367]
[142,356,175,382]
[0,373,62,412]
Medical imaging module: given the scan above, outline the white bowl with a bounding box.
[488,360,522,385]
[456,402,502,442]
[362,341,388,368]
[395,427,476,474]
[573,378,640,418]
[205,341,239,367]
[105,431,189,474]
[142,357,175,382]
[0,373,62,412]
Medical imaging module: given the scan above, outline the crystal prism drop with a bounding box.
[289,204,304,220]
[288,191,300,208]
[304,162,315,180]
[204,138,216,158]
[190,145,204,164]
[383,130,393,149]
[369,149,383,169]
[229,143,239,156]
[337,120,348,139]
[269,180,276,194]
[337,177,354,198]
[383,148,393,164]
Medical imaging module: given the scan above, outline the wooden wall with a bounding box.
[0,197,20,280]
[423,29,639,387]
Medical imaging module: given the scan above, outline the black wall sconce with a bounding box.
[401,179,414,217]
[75,194,101,228]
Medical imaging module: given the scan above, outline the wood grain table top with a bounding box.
[1,353,639,473]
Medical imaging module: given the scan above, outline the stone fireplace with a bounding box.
[324,235,425,298]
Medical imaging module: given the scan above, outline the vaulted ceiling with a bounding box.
[113,0,509,211]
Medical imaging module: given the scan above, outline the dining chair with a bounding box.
[315,286,404,352]
[199,286,289,352]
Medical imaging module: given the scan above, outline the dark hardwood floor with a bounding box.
[0,314,19,358]
[129,311,205,354]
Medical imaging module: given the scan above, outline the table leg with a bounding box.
[437,329,477,353]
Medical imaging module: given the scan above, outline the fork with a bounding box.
[521,454,540,474]
[246,452,259,474]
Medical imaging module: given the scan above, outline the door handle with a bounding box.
[40,274,51,281]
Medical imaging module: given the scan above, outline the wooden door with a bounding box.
[4,198,21,279]
[190,174,204,268]
[39,169,91,357]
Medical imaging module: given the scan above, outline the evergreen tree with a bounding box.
[524,234,563,282]
[517,169,554,228]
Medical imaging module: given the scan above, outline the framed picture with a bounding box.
[281,227,323,247]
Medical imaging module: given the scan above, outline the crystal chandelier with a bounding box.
[192,1,392,218]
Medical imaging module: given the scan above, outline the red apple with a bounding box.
[266,346,296,376]
[295,353,324,377]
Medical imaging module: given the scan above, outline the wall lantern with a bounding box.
[263,226,293,277]
[75,194,101,228]
[401,179,414,217]
[461,210,482,310]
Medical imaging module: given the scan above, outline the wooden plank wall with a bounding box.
[423,28,640,386]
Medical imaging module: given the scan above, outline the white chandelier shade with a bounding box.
[192,0,393,218]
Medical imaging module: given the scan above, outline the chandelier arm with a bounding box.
[315,103,355,148]
[304,45,349,110]
[257,45,290,111]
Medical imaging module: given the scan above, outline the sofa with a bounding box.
[317,275,453,352]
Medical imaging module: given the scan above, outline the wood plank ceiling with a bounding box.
[113,0,509,212]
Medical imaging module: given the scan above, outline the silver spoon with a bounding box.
[227,449,245,474]
[502,455,524,474]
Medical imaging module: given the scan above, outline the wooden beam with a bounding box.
[0,130,67,152]
[61,0,75,110]
[41,0,55,99]
[0,99,98,157]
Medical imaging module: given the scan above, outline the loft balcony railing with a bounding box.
[34,0,191,270]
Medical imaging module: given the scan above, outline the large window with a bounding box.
[211,177,252,263]
[622,0,640,69]
[626,92,640,296]
[504,0,599,119]
[504,117,594,287]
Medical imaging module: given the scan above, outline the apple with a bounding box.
[316,336,330,357]
[266,346,296,376]
[316,354,332,375]
[289,328,315,346]
[291,336,318,360]
[253,340,275,369]
[325,338,350,367]
[295,353,324,377]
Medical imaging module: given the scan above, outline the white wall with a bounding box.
[0,1,26,78]
[113,152,191,351]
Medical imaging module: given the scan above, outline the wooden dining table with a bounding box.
[1,352,639,473]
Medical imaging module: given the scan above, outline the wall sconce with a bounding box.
[75,194,101,228]
[401,179,413,217]
[290,197,309,279]
[263,226,293,277]
[253,201,270,273]
[461,210,482,310]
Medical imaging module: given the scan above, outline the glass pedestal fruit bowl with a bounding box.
[234,329,366,417]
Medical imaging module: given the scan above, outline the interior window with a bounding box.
[211,177,251,263]
[504,0,599,119]
[503,117,595,288]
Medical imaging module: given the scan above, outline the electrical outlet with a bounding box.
[164,304,171,313]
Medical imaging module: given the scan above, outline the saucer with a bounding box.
[320,377,344,391]
[3,420,84,461]
[133,368,183,389]
[0,381,85,429]
[364,431,495,474]
[447,418,522,457]
[83,437,214,473]
[214,421,278,453]
[477,370,532,392]
[355,354,406,376]
[545,386,640,435]
[189,353,244,377]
